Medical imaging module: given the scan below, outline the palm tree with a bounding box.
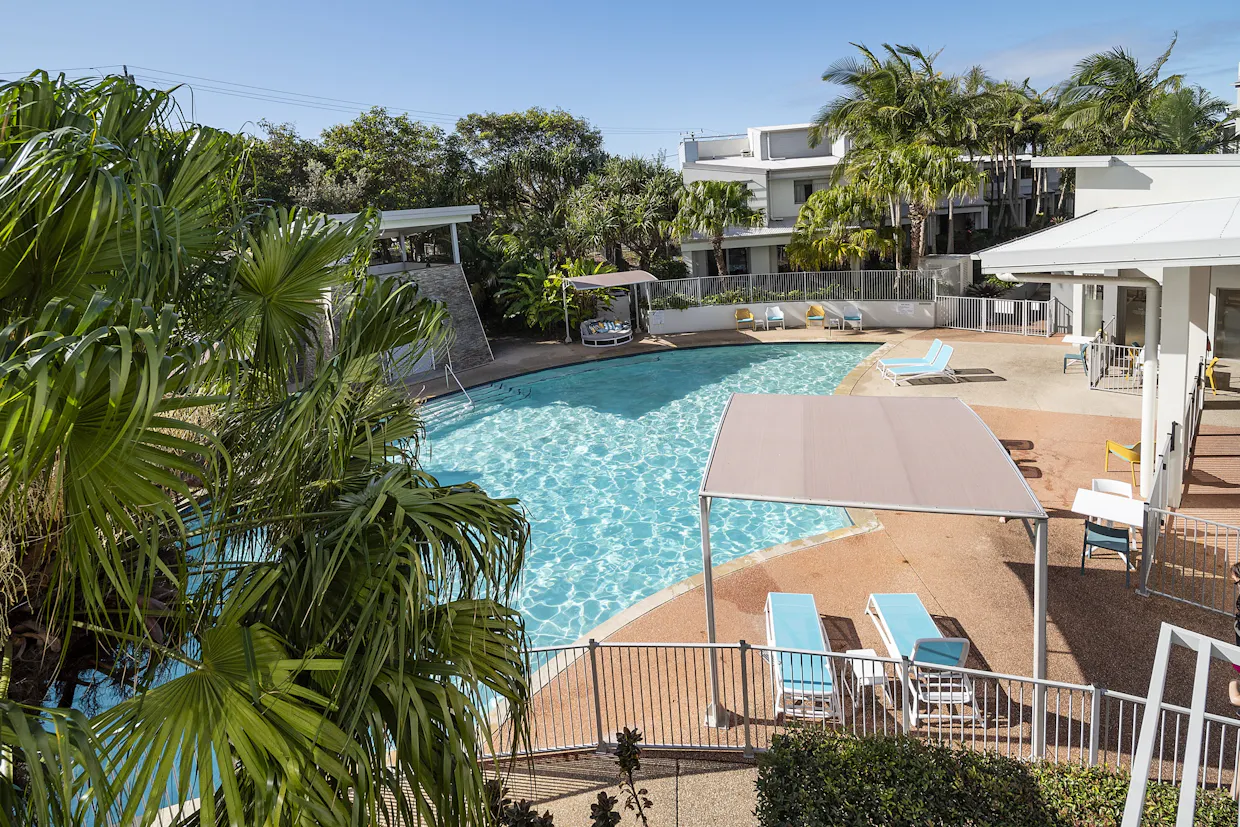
[1055,36,1184,153]
[1,72,531,827]
[785,185,896,271]
[568,155,681,270]
[891,144,988,265]
[1149,86,1234,153]
[671,180,763,276]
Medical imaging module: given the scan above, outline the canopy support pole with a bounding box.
[700,495,729,728]
[1031,516,1048,758]
[562,281,572,344]
[1140,281,1161,497]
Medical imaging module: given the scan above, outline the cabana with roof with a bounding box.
[696,394,1051,745]
[561,270,661,345]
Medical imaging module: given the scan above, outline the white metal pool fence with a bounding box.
[934,295,1051,337]
[486,642,1240,792]
[643,270,939,310]
[1087,342,1144,394]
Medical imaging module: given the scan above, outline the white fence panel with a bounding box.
[935,295,1050,337]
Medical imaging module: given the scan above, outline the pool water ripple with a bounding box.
[422,343,876,646]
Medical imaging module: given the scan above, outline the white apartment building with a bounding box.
[678,123,1056,277]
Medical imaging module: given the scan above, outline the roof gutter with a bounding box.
[995,272,1159,288]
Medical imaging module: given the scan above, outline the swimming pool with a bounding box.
[421,343,876,646]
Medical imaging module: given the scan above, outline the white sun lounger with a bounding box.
[865,593,975,725]
[883,344,956,385]
[765,592,839,721]
[878,339,943,377]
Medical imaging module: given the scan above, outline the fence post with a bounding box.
[1088,685,1103,766]
[1138,503,1158,597]
[981,300,988,334]
[748,273,753,303]
[738,640,753,758]
[588,639,606,753]
[900,658,913,735]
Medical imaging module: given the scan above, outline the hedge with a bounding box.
[755,729,1238,826]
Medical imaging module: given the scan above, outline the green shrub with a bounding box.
[649,257,688,280]
[755,730,1238,827]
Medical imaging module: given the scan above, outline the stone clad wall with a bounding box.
[390,263,493,371]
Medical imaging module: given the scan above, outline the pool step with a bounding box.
[418,382,531,426]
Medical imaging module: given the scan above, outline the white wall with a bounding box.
[646,301,935,334]
[681,164,768,215]
[1075,161,1240,213]
[768,176,832,221]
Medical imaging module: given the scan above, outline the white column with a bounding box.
[1187,266,1211,390]
[1031,518,1048,758]
[1071,283,1086,337]
[450,223,461,265]
[398,233,407,262]
[1140,281,1160,497]
[1101,281,1120,340]
[1157,268,1191,505]
[700,496,725,727]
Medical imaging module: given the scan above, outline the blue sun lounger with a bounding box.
[865,593,975,725]
[878,339,943,377]
[765,593,839,721]
[883,344,956,385]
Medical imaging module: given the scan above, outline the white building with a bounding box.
[678,123,1055,277]
[979,154,1240,501]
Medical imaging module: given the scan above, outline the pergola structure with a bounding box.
[697,394,1050,741]
[561,270,660,343]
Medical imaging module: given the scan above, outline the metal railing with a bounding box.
[1051,297,1073,335]
[1086,342,1144,394]
[644,270,938,310]
[934,295,1051,337]
[486,642,1240,791]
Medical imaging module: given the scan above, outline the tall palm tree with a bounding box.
[1149,86,1234,153]
[1055,36,1184,153]
[891,145,987,266]
[0,72,531,827]
[671,180,763,276]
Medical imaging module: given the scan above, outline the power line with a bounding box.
[4,63,713,138]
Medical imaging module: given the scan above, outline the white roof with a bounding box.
[686,156,841,173]
[1032,155,1240,169]
[329,205,480,236]
[979,196,1240,273]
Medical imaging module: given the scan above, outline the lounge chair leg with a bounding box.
[1105,452,1110,472]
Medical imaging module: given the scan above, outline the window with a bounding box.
[776,245,791,273]
[725,247,749,275]
[793,180,814,204]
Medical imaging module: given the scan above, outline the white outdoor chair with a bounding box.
[765,306,785,330]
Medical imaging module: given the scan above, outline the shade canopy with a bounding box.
[700,394,1046,520]
[566,270,660,290]
[979,196,1240,273]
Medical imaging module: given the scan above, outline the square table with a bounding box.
[1070,488,1145,528]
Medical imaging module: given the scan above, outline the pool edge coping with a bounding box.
[565,507,883,648]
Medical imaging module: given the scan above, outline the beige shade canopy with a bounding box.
[566,270,660,290]
[700,394,1046,520]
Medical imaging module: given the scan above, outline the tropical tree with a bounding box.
[495,255,615,334]
[785,185,896,270]
[1054,37,1185,153]
[891,144,986,266]
[567,155,682,270]
[1149,86,1235,153]
[671,181,763,276]
[0,72,532,827]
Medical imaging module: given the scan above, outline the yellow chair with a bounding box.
[1206,356,1219,395]
[735,308,755,330]
[1104,440,1141,488]
[807,304,826,329]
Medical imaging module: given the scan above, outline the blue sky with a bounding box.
[5,0,1238,158]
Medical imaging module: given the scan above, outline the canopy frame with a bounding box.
[561,270,660,343]
[696,394,1050,756]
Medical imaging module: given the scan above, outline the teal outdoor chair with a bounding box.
[1063,344,1087,373]
[1081,519,1133,588]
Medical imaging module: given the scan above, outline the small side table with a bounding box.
[845,648,885,699]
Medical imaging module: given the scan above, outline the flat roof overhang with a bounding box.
[700,394,1046,520]
[329,205,481,238]
[566,271,660,290]
[978,196,1240,274]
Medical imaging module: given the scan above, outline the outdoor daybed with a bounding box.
[580,318,632,347]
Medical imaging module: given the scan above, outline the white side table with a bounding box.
[845,648,885,699]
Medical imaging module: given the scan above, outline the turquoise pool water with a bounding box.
[421,343,876,647]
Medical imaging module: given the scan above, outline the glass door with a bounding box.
[1215,289,1240,358]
